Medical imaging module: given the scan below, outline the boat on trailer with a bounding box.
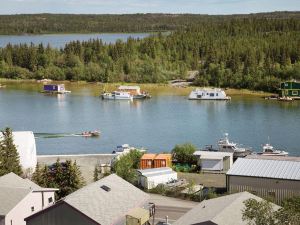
[189,88,231,100]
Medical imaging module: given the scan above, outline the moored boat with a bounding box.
[118,85,151,99]
[189,88,231,100]
[258,143,288,156]
[101,91,133,100]
[278,96,293,101]
[112,144,147,155]
[43,84,71,94]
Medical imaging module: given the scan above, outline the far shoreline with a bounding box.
[0,78,274,97]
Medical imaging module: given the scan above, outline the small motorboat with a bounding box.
[278,96,293,101]
[81,130,100,137]
[258,143,288,156]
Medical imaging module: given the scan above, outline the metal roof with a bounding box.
[137,167,172,175]
[227,158,300,180]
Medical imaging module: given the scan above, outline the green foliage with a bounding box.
[112,150,144,184]
[1,13,300,91]
[32,159,85,199]
[243,198,277,225]
[243,197,300,225]
[93,165,100,182]
[172,143,198,165]
[0,127,22,176]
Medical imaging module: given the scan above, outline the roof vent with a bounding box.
[101,185,111,192]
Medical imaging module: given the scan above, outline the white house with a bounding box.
[0,131,37,172]
[194,151,233,172]
[137,167,177,189]
[25,174,151,225]
[0,173,57,225]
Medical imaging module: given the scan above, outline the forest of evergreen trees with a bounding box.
[1,12,300,92]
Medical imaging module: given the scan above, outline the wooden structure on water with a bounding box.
[279,80,300,99]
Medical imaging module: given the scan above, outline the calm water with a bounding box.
[0,84,299,156]
[0,33,150,48]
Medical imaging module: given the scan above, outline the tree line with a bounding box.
[1,13,300,92]
[1,12,299,35]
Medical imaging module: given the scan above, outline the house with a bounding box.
[226,157,300,203]
[279,80,300,99]
[173,191,280,225]
[25,174,152,225]
[0,131,37,173]
[139,153,172,170]
[137,167,177,189]
[0,173,57,225]
[193,151,233,172]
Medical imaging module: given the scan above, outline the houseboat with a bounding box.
[101,91,133,100]
[43,84,71,94]
[279,80,300,99]
[117,86,151,99]
[257,143,288,156]
[189,88,231,100]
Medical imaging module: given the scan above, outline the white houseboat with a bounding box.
[117,85,151,99]
[189,88,231,100]
[101,91,133,100]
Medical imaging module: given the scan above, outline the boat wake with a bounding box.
[34,133,97,138]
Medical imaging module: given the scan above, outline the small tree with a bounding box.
[171,143,198,165]
[112,150,143,184]
[0,127,22,176]
[93,165,100,182]
[32,159,84,199]
[243,198,277,225]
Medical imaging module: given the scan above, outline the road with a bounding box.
[149,194,198,224]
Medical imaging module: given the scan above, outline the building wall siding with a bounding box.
[227,175,300,203]
[26,203,98,225]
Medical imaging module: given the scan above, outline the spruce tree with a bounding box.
[0,127,22,176]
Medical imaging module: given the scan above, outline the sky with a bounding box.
[0,0,299,15]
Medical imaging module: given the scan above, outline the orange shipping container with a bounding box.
[153,154,172,168]
[140,154,156,169]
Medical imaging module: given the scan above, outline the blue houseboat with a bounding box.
[43,84,71,94]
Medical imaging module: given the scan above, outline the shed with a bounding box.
[226,158,300,203]
[194,151,233,172]
[0,131,37,172]
[137,167,177,189]
[153,154,172,168]
[126,208,150,225]
[140,154,156,169]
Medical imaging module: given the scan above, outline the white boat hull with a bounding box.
[189,88,231,100]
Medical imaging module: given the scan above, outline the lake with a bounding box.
[0,82,299,156]
[0,33,151,48]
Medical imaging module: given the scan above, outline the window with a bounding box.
[292,91,298,96]
[10,220,12,225]
[48,197,53,203]
[210,93,214,97]
[31,206,34,212]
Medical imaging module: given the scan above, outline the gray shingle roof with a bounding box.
[226,158,300,180]
[0,187,31,216]
[173,192,279,225]
[0,172,41,189]
[64,174,150,225]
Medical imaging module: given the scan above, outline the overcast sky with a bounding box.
[0,0,299,15]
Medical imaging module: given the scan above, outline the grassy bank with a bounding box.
[0,79,273,97]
